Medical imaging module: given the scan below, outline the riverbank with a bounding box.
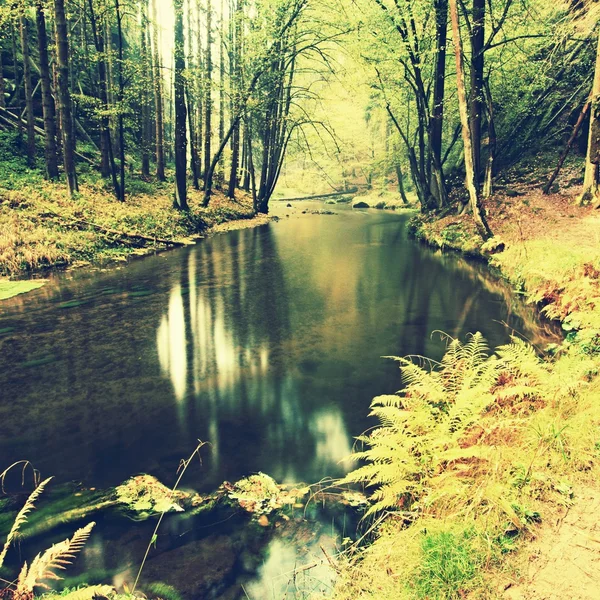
[0,178,269,296]
[327,181,600,599]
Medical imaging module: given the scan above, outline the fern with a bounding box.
[341,333,508,515]
[16,522,95,594]
[0,477,53,569]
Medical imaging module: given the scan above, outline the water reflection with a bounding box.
[0,205,561,599]
[0,208,558,492]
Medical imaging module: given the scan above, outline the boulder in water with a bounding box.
[352,199,370,209]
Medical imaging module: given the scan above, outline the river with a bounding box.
[0,203,557,598]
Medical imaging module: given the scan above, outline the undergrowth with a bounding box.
[330,330,600,599]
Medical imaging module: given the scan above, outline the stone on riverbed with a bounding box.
[351,199,370,209]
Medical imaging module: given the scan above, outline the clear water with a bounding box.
[0,204,557,598]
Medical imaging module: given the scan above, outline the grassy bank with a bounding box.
[330,179,600,598]
[0,135,266,284]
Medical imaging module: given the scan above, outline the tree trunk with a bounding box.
[430,0,448,207]
[53,0,78,195]
[20,15,36,167]
[152,0,166,181]
[140,0,151,179]
[35,2,60,180]
[227,0,241,198]
[114,0,126,201]
[12,24,22,142]
[469,0,485,187]
[395,162,409,204]
[544,99,590,194]
[173,0,188,210]
[449,0,491,239]
[186,0,200,190]
[87,0,120,197]
[580,30,600,205]
[0,51,5,110]
[203,0,213,187]
[482,80,495,199]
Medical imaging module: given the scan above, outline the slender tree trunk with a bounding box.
[219,0,225,145]
[35,2,60,179]
[430,0,448,207]
[174,0,188,209]
[580,30,600,205]
[186,0,200,189]
[140,0,151,179]
[449,0,491,238]
[470,0,485,187]
[482,80,495,199]
[12,25,22,142]
[88,0,120,197]
[395,161,409,204]
[20,15,36,167]
[0,51,5,109]
[195,0,204,175]
[152,0,165,180]
[544,99,590,194]
[227,0,241,197]
[54,0,78,195]
[203,0,213,187]
[52,62,63,158]
[114,0,125,201]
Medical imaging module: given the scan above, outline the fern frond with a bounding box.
[0,476,53,569]
[18,522,95,593]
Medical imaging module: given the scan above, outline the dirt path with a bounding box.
[504,486,600,599]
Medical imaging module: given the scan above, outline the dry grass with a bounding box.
[0,180,258,277]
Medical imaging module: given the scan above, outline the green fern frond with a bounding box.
[0,476,53,569]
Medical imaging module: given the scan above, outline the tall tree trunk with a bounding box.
[20,15,36,167]
[186,0,200,189]
[152,0,165,180]
[195,0,204,174]
[114,0,126,201]
[469,0,485,187]
[203,0,213,187]
[449,0,491,239]
[227,0,241,198]
[35,2,60,179]
[88,0,120,197]
[174,0,188,210]
[54,0,78,195]
[219,0,225,145]
[0,50,5,110]
[430,0,448,207]
[12,24,22,142]
[482,80,495,199]
[580,30,600,205]
[140,0,151,179]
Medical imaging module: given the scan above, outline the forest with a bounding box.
[1,0,600,599]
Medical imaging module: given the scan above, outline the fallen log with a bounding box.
[41,204,186,247]
[276,187,358,202]
[0,107,95,165]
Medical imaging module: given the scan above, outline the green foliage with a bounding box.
[412,529,483,600]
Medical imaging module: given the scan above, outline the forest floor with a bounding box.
[329,164,600,599]
[0,178,268,285]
